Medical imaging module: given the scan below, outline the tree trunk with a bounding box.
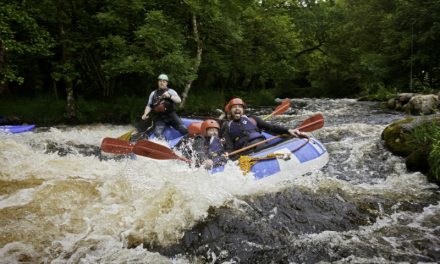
[59,23,76,120]
[180,13,203,109]
[65,82,76,118]
[0,42,10,95]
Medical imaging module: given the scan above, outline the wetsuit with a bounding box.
[223,115,289,155]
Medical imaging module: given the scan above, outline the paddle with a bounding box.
[101,137,133,154]
[262,99,291,120]
[116,118,153,141]
[101,137,191,163]
[132,140,190,163]
[117,129,136,141]
[227,113,324,157]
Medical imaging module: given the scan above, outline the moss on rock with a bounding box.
[381,117,416,156]
[382,115,440,185]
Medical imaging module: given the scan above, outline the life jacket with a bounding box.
[151,88,174,113]
[228,115,265,149]
[207,136,224,160]
[193,135,225,167]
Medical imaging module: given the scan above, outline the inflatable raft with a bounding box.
[146,118,328,179]
[0,124,35,134]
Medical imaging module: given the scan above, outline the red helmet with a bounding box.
[225,98,245,112]
[201,119,220,136]
[188,122,202,136]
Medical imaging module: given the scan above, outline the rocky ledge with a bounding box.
[386,92,439,115]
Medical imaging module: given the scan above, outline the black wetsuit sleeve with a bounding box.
[251,115,289,134]
[221,130,235,152]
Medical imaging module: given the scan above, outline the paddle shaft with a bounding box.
[262,99,290,120]
[228,134,285,156]
[228,114,323,157]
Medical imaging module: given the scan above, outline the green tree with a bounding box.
[0,2,53,94]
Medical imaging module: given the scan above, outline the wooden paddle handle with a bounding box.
[228,134,287,156]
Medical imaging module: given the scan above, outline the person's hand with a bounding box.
[202,159,214,169]
[141,114,149,120]
[161,92,171,99]
[223,152,229,158]
[288,128,307,138]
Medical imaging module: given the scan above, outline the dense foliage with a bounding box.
[411,122,440,183]
[1,0,440,119]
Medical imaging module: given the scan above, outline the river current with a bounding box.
[1,99,439,263]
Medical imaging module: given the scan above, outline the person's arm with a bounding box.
[142,92,155,120]
[251,115,289,134]
[162,89,182,103]
[252,115,307,137]
[220,126,235,152]
[142,105,151,120]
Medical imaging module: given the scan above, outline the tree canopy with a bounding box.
[1,0,439,118]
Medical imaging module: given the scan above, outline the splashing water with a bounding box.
[1,99,439,263]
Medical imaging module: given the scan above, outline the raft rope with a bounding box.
[238,137,310,174]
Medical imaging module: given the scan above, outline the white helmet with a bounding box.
[158,74,169,81]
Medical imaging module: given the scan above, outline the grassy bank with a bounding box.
[0,90,277,126]
[0,96,145,125]
[411,123,440,183]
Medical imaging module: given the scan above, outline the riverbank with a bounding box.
[0,91,277,126]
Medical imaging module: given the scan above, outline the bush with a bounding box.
[411,122,440,183]
[428,128,440,182]
[0,96,65,125]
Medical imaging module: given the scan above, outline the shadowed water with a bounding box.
[1,99,439,263]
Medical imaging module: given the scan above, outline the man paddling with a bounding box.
[222,98,306,155]
[141,74,188,139]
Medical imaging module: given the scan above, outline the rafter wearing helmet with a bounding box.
[222,98,307,156]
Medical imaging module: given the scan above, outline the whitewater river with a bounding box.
[1,99,439,263]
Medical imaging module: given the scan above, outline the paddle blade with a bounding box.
[274,99,291,114]
[101,137,133,154]
[133,140,190,163]
[117,129,135,141]
[297,113,324,132]
[188,122,202,136]
[263,99,291,120]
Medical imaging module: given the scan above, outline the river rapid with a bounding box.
[1,99,439,263]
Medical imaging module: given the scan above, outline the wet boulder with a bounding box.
[151,188,376,263]
[386,93,440,115]
[388,93,419,111]
[382,114,440,179]
[403,94,439,115]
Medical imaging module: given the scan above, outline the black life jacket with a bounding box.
[228,115,265,149]
[151,88,174,113]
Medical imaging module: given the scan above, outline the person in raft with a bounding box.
[221,98,306,156]
[141,74,188,139]
[191,119,227,169]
